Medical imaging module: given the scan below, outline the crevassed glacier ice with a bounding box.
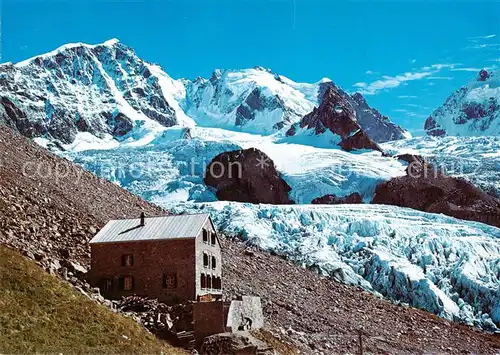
[169,202,500,331]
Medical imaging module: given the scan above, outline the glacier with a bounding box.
[66,126,406,205]
[168,202,500,331]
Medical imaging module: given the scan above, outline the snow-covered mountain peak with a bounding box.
[425,69,500,137]
[0,39,410,146]
[183,67,409,141]
[14,38,124,68]
[0,39,188,145]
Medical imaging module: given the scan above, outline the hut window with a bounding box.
[119,276,134,291]
[203,229,208,243]
[201,273,206,289]
[121,254,134,267]
[215,277,221,290]
[203,252,209,268]
[207,275,212,289]
[163,272,177,289]
[211,256,216,269]
[211,232,216,245]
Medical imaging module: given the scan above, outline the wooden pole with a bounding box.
[358,329,363,355]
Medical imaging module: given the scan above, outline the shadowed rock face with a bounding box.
[350,92,410,143]
[204,148,293,205]
[424,116,447,137]
[311,192,362,205]
[287,85,383,152]
[373,156,500,227]
[235,87,286,127]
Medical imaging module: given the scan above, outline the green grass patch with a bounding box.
[0,245,185,354]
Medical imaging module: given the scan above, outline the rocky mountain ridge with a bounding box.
[0,39,185,144]
[286,85,383,152]
[0,39,410,147]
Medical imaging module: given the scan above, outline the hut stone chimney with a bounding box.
[140,212,145,226]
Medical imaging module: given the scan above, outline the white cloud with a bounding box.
[411,59,416,64]
[398,95,417,99]
[355,71,432,95]
[353,61,463,95]
[365,70,373,75]
[427,76,454,80]
[468,34,497,40]
[467,43,500,50]
[428,63,460,70]
[450,67,483,72]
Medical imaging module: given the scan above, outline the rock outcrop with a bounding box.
[286,85,383,152]
[372,156,500,227]
[311,192,363,204]
[351,92,410,142]
[204,148,293,204]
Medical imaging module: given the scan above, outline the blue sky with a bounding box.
[1,0,499,135]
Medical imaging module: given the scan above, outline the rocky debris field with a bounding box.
[200,331,275,355]
[0,125,166,265]
[221,236,500,354]
[0,125,499,354]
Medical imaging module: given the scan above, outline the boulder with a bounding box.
[372,157,500,227]
[204,148,293,205]
[311,192,363,205]
[200,332,273,355]
[62,260,88,276]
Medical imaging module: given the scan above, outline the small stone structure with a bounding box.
[226,296,264,332]
[192,296,264,348]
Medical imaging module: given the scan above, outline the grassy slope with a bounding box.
[0,245,184,355]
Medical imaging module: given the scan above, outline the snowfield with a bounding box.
[66,126,406,205]
[425,69,500,137]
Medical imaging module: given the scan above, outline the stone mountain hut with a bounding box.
[88,213,222,303]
